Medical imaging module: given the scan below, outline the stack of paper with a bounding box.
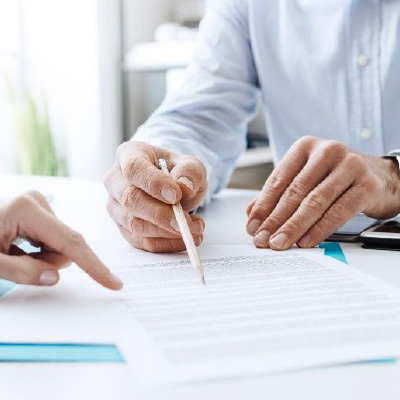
[112,249,400,385]
[2,243,400,386]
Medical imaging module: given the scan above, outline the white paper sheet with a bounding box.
[0,244,321,345]
[0,266,128,344]
[113,250,400,385]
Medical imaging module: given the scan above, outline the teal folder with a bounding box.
[319,242,348,264]
[0,279,16,298]
[0,343,124,363]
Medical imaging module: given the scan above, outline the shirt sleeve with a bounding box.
[133,0,260,203]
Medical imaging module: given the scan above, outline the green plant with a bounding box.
[5,78,68,176]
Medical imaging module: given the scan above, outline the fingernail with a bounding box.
[194,236,202,246]
[161,187,176,204]
[170,218,180,233]
[39,270,59,286]
[298,234,311,248]
[191,220,204,235]
[254,230,271,248]
[178,177,194,192]
[247,219,263,235]
[110,273,123,288]
[269,233,288,250]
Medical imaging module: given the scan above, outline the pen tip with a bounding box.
[201,276,206,285]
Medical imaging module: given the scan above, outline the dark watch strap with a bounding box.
[385,150,400,169]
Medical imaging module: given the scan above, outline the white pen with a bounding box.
[158,159,205,285]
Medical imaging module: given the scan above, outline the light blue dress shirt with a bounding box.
[134,0,400,201]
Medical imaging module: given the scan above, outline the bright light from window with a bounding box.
[0,0,20,173]
[0,0,20,54]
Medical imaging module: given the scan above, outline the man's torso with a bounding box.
[247,0,400,159]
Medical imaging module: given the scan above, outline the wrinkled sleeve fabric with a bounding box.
[133,0,260,202]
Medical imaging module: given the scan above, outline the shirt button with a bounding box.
[357,54,370,67]
[360,129,372,140]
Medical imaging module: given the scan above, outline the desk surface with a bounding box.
[0,174,399,400]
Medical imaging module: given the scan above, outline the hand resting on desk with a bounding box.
[247,136,400,250]
[0,191,122,289]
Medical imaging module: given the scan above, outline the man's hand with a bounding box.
[104,141,208,253]
[246,136,400,250]
[0,191,122,289]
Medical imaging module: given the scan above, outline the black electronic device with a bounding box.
[360,220,400,251]
[327,214,380,242]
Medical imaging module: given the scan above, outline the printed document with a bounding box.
[113,251,400,385]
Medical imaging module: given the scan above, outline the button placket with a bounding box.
[348,0,384,155]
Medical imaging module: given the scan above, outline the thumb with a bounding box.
[117,141,183,205]
[169,155,208,200]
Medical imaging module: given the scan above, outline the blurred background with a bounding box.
[0,0,272,189]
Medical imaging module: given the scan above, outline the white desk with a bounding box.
[0,174,400,400]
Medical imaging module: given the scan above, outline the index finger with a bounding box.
[117,141,182,205]
[246,137,313,235]
[19,203,123,290]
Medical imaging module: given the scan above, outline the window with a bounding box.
[0,0,20,172]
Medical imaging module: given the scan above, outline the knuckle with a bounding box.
[25,190,45,202]
[133,235,145,251]
[154,206,172,227]
[121,186,140,209]
[179,154,196,166]
[124,212,134,232]
[284,182,306,204]
[192,155,206,174]
[122,156,145,181]
[130,217,145,236]
[309,222,328,242]
[116,141,127,155]
[283,218,303,234]
[296,135,317,149]
[103,167,115,188]
[321,140,347,158]
[116,141,134,159]
[263,214,285,230]
[174,156,207,189]
[266,175,287,195]
[326,203,349,225]
[66,231,85,247]
[182,155,204,173]
[147,174,164,195]
[119,226,138,248]
[343,153,365,173]
[246,198,257,216]
[165,239,183,253]
[363,178,379,194]
[14,265,35,285]
[250,203,270,221]
[8,194,35,214]
[304,192,328,212]
[141,238,157,253]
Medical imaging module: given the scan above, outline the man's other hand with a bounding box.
[246,136,400,250]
